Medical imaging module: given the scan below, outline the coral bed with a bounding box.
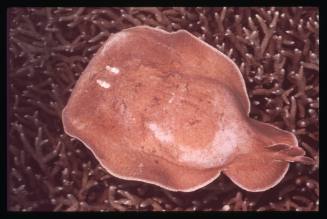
[8,7,319,211]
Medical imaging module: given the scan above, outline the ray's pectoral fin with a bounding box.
[223,152,290,192]
[223,119,313,192]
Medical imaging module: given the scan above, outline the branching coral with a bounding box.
[8,7,319,211]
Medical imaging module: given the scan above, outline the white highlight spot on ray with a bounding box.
[168,92,176,103]
[138,163,144,168]
[147,122,174,144]
[105,65,120,75]
[96,79,111,89]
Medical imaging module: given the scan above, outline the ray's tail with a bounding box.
[223,118,314,192]
[267,144,315,165]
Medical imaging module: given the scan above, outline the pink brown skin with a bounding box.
[62,26,313,192]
